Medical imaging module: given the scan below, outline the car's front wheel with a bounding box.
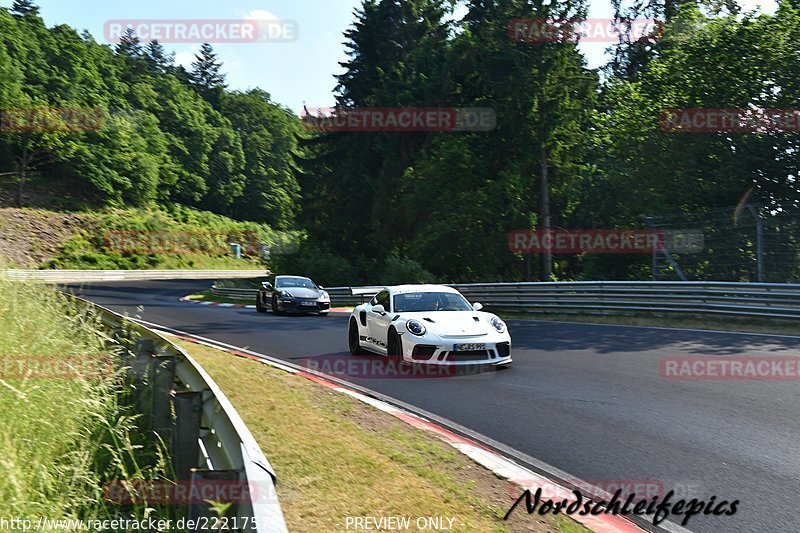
[349,318,365,355]
[387,328,403,360]
[272,295,282,315]
[255,293,267,313]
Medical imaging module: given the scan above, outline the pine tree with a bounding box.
[144,40,175,74]
[190,43,227,107]
[11,0,39,17]
[302,0,453,259]
[116,27,143,59]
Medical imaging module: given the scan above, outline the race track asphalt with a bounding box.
[66,279,800,533]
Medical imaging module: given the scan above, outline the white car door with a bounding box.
[366,289,392,353]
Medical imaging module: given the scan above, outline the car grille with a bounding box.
[411,345,437,360]
[496,342,510,357]
[443,350,491,362]
[282,300,328,311]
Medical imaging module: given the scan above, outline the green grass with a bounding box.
[0,277,171,527]
[178,338,590,533]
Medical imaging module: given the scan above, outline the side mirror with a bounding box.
[262,282,273,290]
[372,304,386,315]
[472,302,483,311]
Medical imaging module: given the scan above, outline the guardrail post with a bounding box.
[150,353,176,441]
[133,339,155,423]
[187,469,242,530]
[172,391,203,482]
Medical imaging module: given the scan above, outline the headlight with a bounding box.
[319,291,330,301]
[280,290,292,298]
[406,319,426,336]
[490,316,506,333]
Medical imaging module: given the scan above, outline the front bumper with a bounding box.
[276,298,330,313]
[402,336,512,366]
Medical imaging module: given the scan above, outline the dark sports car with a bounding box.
[256,275,331,315]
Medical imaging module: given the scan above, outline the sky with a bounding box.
[4,0,779,115]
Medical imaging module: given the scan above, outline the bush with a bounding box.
[380,252,436,285]
[270,243,358,286]
[45,204,303,270]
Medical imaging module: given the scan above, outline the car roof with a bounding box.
[387,284,459,295]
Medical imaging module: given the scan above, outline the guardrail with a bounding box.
[211,284,383,304]
[74,296,288,532]
[3,269,267,283]
[211,281,800,320]
[450,281,800,320]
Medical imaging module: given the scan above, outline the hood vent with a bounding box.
[423,317,436,323]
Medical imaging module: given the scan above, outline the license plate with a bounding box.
[453,343,485,352]
[300,301,317,307]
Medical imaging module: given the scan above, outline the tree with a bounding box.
[223,89,301,228]
[115,27,143,59]
[450,0,593,280]
[10,0,39,17]
[302,0,453,267]
[144,40,175,75]
[190,43,226,107]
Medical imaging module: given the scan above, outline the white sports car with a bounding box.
[348,284,512,366]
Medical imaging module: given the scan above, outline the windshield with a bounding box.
[276,277,316,289]
[393,292,472,312]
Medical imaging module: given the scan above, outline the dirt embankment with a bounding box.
[0,208,89,268]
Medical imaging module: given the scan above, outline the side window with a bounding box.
[376,290,390,311]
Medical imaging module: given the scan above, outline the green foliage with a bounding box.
[270,242,358,286]
[222,89,302,229]
[45,204,299,270]
[0,7,299,227]
[381,252,436,285]
[2,1,799,282]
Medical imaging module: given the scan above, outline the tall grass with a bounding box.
[0,277,169,524]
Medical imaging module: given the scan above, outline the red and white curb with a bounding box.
[143,322,648,533]
[298,373,646,533]
[179,295,353,313]
[179,295,256,309]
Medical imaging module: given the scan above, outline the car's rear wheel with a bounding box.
[272,295,282,315]
[349,318,365,355]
